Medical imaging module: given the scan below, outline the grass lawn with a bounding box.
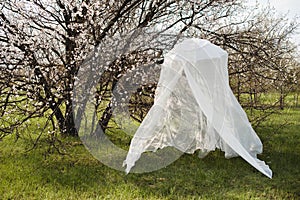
[0,108,299,200]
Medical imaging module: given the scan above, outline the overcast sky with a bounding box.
[247,0,299,17]
[247,0,299,47]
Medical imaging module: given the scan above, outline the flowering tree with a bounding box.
[0,0,298,139]
[0,0,242,137]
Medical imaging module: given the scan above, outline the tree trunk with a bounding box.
[279,87,285,110]
[99,102,114,133]
[63,102,78,137]
[237,74,241,102]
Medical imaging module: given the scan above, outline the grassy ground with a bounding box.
[0,108,299,200]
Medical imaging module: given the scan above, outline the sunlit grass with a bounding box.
[0,108,299,199]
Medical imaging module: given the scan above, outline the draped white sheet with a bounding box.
[123,38,272,178]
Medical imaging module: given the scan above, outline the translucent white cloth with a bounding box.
[123,38,272,178]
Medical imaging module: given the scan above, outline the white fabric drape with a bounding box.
[123,38,272,178]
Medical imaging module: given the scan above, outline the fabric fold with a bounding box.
[123,38,272,178]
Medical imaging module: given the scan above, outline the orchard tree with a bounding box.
[189,4,299,123]
[0,0,243,138]
[0,0,298,139]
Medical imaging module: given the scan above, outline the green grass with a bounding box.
[0,109,300,199]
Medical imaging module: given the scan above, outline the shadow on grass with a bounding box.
[3,143,297,199]
[1,121,299,199]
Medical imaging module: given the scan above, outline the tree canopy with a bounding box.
[0,0,299,139]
